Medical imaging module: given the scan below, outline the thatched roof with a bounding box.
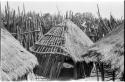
[1,27,38,81]
[30,24,68,57]
[29,19,93,79]
[64,20,94,62]
[30,19,93,62]
[81,23,124,78]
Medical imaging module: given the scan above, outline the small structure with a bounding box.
[81,23,124,81]
[30,19,94,80]
[1,27,38,81]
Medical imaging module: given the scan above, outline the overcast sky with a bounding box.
[1,0,124,19]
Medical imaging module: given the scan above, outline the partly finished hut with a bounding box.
[30,19,94,80]
[0,27,38,81]
[81,23,124,81]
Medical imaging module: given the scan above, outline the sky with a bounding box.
[1,0,124,19]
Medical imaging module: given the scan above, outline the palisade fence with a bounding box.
[2,2,123,50]
[3,2,43,50]
[4,10,42,50]
[2,2,66,50]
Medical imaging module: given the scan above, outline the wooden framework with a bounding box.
[30,24,87,79]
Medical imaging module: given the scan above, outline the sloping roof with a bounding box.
[64,20,94,61]
[1,27,38,81]
[81,23,124,78]
[30,19,93,62]
[30,24,68,56]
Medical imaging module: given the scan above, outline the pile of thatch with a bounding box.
[81,23,124,80]
[1,27,38,81]
[30,19,94,79]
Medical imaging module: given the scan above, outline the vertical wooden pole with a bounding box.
[74,62,78,79]
[101,62,104,81]
[112,70,115,81]
[96,62,99,81]
[81,62,86,78]
[6,2,10,31]
[17,26,19,40]
[56,56,64,79]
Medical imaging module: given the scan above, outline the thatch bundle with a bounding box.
[81,23,124,80]
[1,27,38,81]
[30,19,93,79]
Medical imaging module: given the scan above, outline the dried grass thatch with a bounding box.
[30,19,94,62]
[81,23,124,79]
[1,27,38,81]
[30,19,93,79]
[64,19,94,62]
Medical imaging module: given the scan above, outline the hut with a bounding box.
[30,19,94,80]
[0,27,38,81]
[81,23,124,81]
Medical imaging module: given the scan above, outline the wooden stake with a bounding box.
[56,56,64,78]
[112,70,115,81]
[101,62,105,81]
[96,62,99,81]
[74,62,78,79]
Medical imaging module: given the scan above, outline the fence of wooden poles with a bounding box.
[2,2,122,50]
[2,2,43,50]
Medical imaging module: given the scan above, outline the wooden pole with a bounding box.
[97,4,110,35]
[56,56,64,78]
[101,62,105,81]
[23,3,25,16]
[112,70,115,81]
[81,62,86,78]
[74,62,78,79]
[96,63,99,81]
[7,2,10,31]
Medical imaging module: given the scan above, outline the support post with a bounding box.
[74,62,78,79]
[112,70,115,81]
[101,63,105,81]
[96,62,99,81]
